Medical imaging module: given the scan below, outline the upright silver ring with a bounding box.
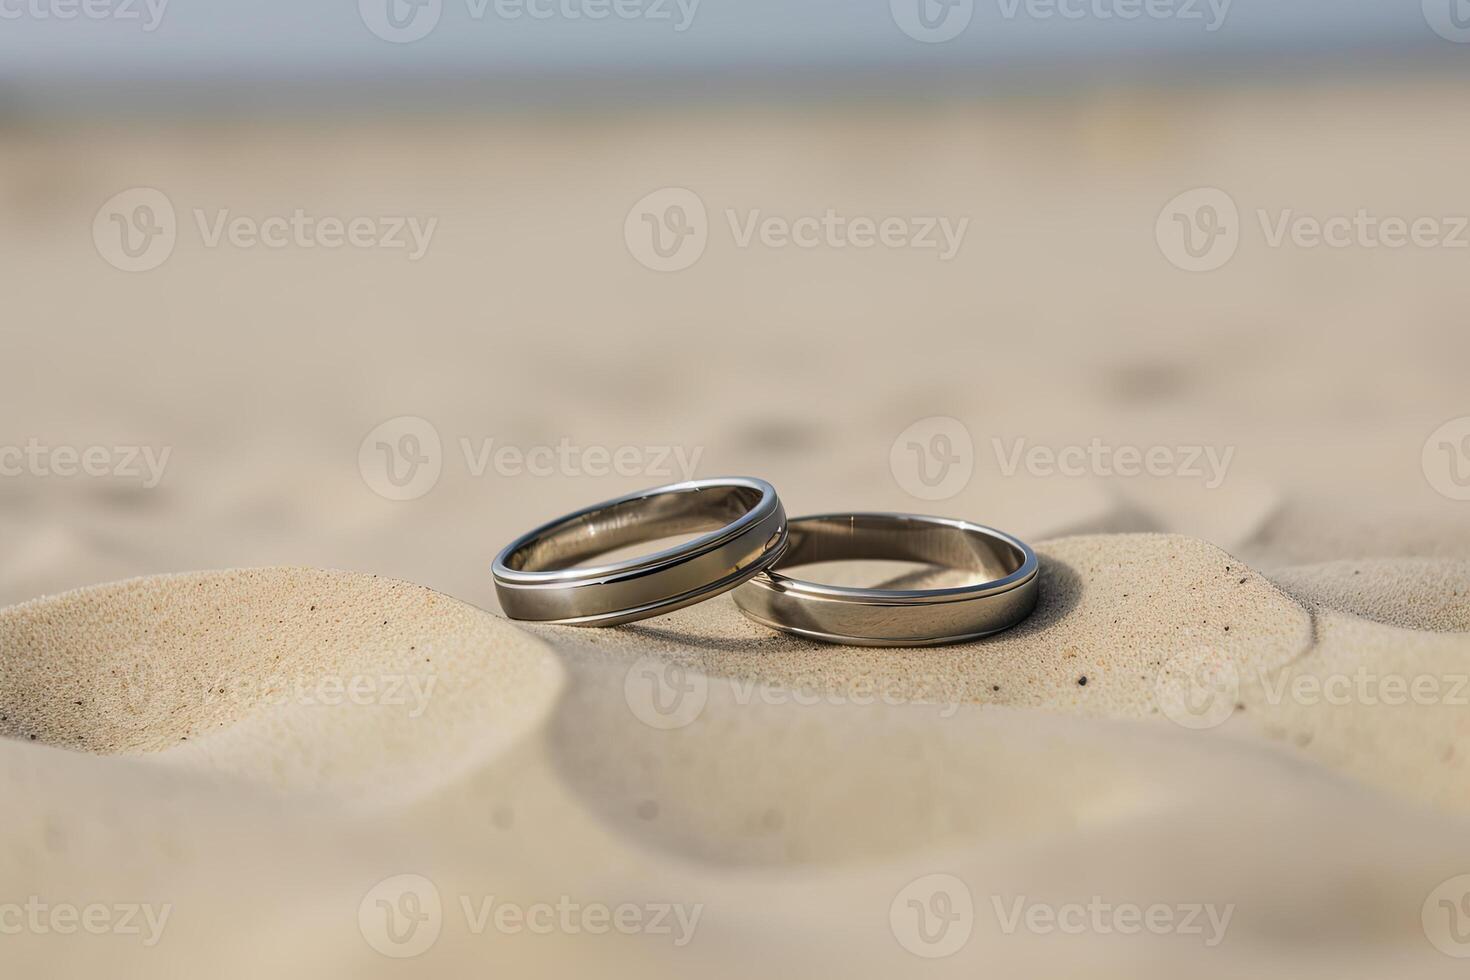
[732,513,1039,646]
[493,477,787,627]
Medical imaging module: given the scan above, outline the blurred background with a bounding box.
[3,8,1470,978]
[0,0,1467,607]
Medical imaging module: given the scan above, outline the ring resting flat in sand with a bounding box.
[493,477,788,627]
[732,514,1039,647]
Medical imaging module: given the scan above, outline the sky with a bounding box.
[0,0,1457,81]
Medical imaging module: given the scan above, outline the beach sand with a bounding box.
[1,72,1469,976]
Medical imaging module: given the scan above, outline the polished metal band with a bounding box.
[732,513,1038,646]
[493,478,788,627]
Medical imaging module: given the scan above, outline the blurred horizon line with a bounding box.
[0,39,1462,121]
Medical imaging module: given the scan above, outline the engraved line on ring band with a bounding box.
[493,477,788,627]
[732,513,1038,646]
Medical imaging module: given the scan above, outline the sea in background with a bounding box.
[0,0,1464,116]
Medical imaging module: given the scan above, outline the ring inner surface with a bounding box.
[506,484,763,572]
[776,516,1023,585]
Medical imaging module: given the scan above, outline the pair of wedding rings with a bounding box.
[492,477,1038,646]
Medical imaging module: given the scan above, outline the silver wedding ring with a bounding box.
[493,477,788,626]
[731,513,1038,646]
